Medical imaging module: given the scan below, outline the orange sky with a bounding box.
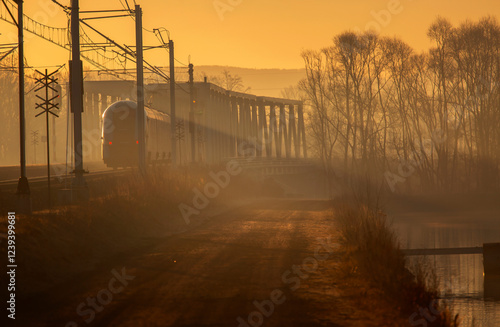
[1,0,499,70]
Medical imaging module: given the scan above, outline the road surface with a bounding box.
[19,200,349,327]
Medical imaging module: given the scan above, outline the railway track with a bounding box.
[0,165,135,211]
[0,161,133,189]
[0,168,131,190]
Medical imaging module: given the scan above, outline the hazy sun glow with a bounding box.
[1,0,499,69]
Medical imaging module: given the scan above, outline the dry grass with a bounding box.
[334,196,460,326]
[1,166,260,296]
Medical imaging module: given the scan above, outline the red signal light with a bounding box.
[109,141,112,145]
[136,140,139,144]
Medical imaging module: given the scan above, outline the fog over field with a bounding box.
[1,1,499,326]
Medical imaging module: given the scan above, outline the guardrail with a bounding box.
[402,243,500,276]
[226,157,316,176]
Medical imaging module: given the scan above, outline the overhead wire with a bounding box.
[80,19,174,84]
[51,0,69,12]
[4,0,189,92]
[124,0,132,11]
[79,24,137,80]
[175,57,187,67]
[113,1,193,93]
[0,45,17,62]
[118,0,155,33]
[2,0,127,75]
[117,1,190,78]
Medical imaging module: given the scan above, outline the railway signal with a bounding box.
[176,119,185,164]
[30,130,39,164]
[34,69,60,208]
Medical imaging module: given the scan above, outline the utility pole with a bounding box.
[169,40,176,166]
[70,0,88,199]
[15,0,31,214]
[188,63,196,163]
[135,5,146,174]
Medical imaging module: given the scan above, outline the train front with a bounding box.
[102,101,141,169]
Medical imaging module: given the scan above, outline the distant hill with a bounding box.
[189,65,306,98]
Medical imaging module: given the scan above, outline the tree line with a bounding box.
[300,17,500,194]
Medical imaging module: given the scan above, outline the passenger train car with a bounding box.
[102,101,171,169]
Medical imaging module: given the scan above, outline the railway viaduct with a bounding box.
[81,80,308,165]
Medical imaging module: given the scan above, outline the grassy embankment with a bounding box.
[0,166,260,295]
[333,196,460,326]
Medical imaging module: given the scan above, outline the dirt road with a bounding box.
[18,200,349,327]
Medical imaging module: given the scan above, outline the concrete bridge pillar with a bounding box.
[297,104,307,158]
[206,91,215,163]
[282,104,291,159]
[251,101,258,144]
[269,104,277,158]
[288,104,298,158]
[212,91,219,162]
[220,92,227,159]
[278,104,287,159]
[230,98,238,157]
[256,101,265,157]
[223,93,232,158]
[243,99,251,150]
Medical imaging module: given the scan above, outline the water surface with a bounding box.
[387,196,500,327]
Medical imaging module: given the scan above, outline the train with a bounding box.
[102,100,171,169]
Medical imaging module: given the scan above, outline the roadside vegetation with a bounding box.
[300,17,500,197]
[0,166,261,295]
[334,195,459,327]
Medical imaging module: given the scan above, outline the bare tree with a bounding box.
[210,69,250,92]
[299,17,500,194]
